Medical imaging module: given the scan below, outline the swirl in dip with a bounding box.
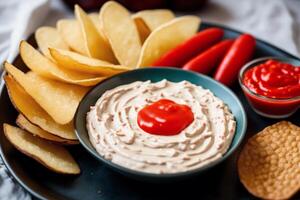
[87,80,236,174]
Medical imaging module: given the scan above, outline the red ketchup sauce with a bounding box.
[242,59,300,117]
[137,99,194,136]
[243,60,300,98]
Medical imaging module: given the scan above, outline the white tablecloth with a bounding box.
[0,0,300,199]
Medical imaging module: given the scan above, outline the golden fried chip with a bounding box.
[100,1,141,67]
[132,17,150,43]
[57,19,86,55]
[20,41,105,86]
[50,48,130,75]
[88,13,106,42]
[133,9,175,31]
[35,26,69,60]
[238,121,300,200]
[4,75,76,139]
[75,5,116,63]
[3,124,80,174]
[132,10,175,43]
[16,115,78,144]
[4,62,88,124]
[137,16,200,67]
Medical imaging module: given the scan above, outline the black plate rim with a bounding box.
[0,21,299,200]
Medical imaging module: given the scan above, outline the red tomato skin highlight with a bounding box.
[214,34,256,86]
[183,39,234,74]
[152,28,224,67]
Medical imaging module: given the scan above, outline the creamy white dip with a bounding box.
[87,80,236,174]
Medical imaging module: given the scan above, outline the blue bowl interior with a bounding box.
[75,67,247,179]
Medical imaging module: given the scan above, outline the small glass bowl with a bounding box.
[239,57,300,119]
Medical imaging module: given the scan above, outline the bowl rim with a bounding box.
[238,56,300,101]
[74,67,247,178]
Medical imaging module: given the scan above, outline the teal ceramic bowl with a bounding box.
[75,67,247,181]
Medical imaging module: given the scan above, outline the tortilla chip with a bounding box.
[137,16,200,67]
[20,41,105,86]
[35,26,69,60]
[88,13,107,42]
[133,9,175,31]
[3,124,80,174]
[75,5,117,63]
[16,115,78,144]
[4,62,88,124]
[50,48,130,75]
[100,1,141,67]
[132,17,150,43]
[57,19,87,55]
[4,75,76,139]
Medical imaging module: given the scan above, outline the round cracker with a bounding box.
[238,121,300,199]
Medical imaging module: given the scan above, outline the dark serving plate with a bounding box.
[0,22,299,200]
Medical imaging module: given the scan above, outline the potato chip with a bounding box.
[4,62,88,124]
[238,121,300,200]
[100,1,141,67]
[57,19,87,55]
[20,41,105,86]
[35,26,69,60]
[3,124,80,174]
[132,17,150,43]
[75,5,117,63]
[4,75,76,139]
[132,10,175,43]
[50,48,130,75]
[137,16,200,67]
[88,13,106,41]
[16,115,78,144]
[132,9,175,33]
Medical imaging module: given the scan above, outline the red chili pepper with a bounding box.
[183,39,234,74]
[214,34,256,86]
[152,28,224,67]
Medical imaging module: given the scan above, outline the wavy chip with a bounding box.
[75,5,116,63]
[20,41,105,86]
[57,19,86,55]
[4,62,88,124]
[16,115,78,144]
[238,121,300,200]
[3,124,80,174]
[100,1,141,67]
[50,48,130,76]
[137,16,200,67]
[35,26,69,60]
[4,75,76,140]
